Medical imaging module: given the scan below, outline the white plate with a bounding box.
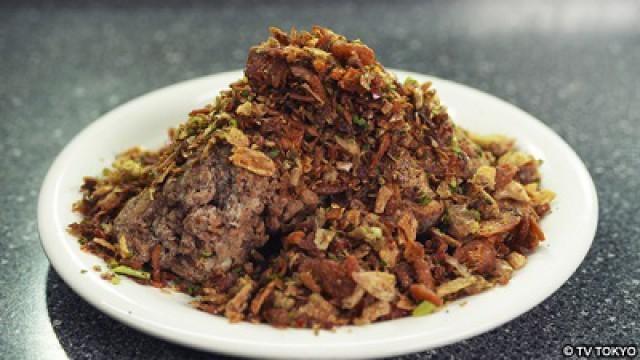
[39,70,598,359]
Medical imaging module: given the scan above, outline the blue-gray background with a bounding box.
[1,1,638,359]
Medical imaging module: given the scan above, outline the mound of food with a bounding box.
[70,26,555,328]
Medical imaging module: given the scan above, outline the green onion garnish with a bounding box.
[417,192,432,205]
[111,275,121,285]
[352,115,368,130]
[404,76,419,87]
[112,265,150,280]
[412,301,436,317]
[268,149,280,158]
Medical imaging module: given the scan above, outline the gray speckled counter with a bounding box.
[1,1,638,359]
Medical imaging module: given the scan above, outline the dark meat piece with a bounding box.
[454,240,497,275]
[508,213,545,254]
[516,161,540,184]
[115,146,285,283]
[298,258,357,300]
[495,163,518,190]
[411,201,445,234]
[246,47,289,91]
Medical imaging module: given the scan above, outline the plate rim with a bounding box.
[38,69,599,359]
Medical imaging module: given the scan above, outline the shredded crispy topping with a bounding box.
[229,147,276,176]
[68,26,555,329]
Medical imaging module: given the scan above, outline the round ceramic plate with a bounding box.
[39,70,598,359]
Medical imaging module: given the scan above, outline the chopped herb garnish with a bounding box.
[201,250,213,257]
[352,115,368,130]
[229,118,238,127]
[431,104,444,116]
[441,213,450,226]
[111,275,121,285]
[267,149,280,158]
[188,115,206,125]
[80,269,88,274]
[467,209,481,221]
[417,192,432,205]
[450,136,464,156]
[412,301,436,317]
[452,144,463,156]
[241,90,250,97]
[449,179,458,193]
[112,265,150,280]
[404,76,419,87]
[449,179,464,194]
[348,226,383,242]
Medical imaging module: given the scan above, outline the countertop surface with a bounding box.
[1,1,638,359]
